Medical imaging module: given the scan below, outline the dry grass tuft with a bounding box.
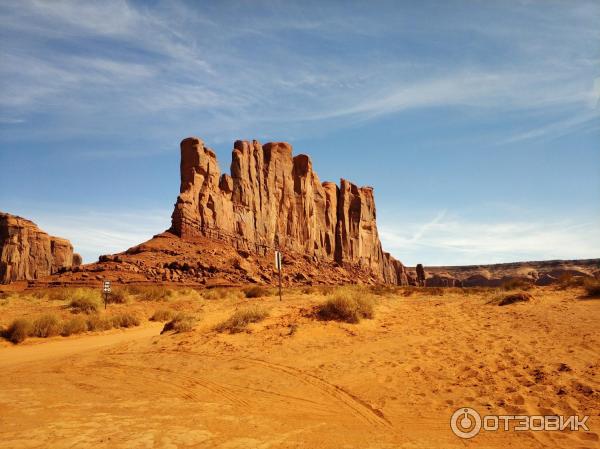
[126,285,173,301]
[3,318,32,343]
[61,316,88,336]
[584,278,600,298]
[68,289,101,314]
[85,315,114,331]
[501,278,534,291]
[202,288,242,301]
[316,288,375,323]
[161,313,197,334]
[150,308,176,322]
[215,306,268,334]
[32,313,62,338]
[244,286,268,298]
[369,284,400,297]
[107,288,128,304]
[489,291,534,306]
[110,313,140,328]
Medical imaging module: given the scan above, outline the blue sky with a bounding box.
[1,0,599,266]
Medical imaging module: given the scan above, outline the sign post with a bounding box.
[274,234,282,302]
[103,280,111,310]
[275,250,282,301]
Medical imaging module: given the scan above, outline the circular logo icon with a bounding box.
[451,407,482,439]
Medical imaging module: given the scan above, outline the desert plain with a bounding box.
[0,284,598,449]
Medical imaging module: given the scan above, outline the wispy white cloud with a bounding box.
[380,215,600,266]
[1,0,598,150]
[20,208,172,264]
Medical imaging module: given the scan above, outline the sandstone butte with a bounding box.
[170,137,409,285]
[0,212,81,284]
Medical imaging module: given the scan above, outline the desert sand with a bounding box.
[1,286,598,449]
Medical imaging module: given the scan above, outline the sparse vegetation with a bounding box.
[32,313,62,338]
[61,316,88,336]
[110,313,140,328]
[244,286,268,298]
[202,287,242,300]
[370,284,400,297]
[161,313,197,334]
[4,318,33,343]
[127,285,173,301]
[85,315,114,331]
[501,278,534,291]
[488,291,534,306]
[583,278,600,298]
[150,308,176,322]
[107,288,128,304]
[215,306,268,333]
[316,288,375,323]
[68,289,101,314]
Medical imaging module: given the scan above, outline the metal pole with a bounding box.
[278,256,282,302]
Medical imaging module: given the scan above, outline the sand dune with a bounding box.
[0,287,598,448]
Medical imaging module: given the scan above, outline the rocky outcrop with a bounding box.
[408,259,600,287]
[0,212,80,284]
[171,137,408,285]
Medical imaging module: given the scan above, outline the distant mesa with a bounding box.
[3,137,598,288]
[0,212,80,284]
[170,137,409,285]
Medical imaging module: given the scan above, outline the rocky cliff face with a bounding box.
[0,212,80,284]
[171,137,408,285]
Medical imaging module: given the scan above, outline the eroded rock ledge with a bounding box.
[170,137,408,285]
[0,212,80,284]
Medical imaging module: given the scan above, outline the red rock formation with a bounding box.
[171,137,408,285]
[0,212,80,284]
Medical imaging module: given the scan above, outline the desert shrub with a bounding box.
[175,288,202,301]
[128,285,173,301]
[4,318,33,343]
[107,288,128,304]
[110,313,140,328]
[69,296,99,314]
[501,278,533,291]
[202,288,242,300]
[150,308,176,322]
[31,313,62,338]
[584,279,600,298]
[244,286,268,298]
[423,287,445,296]
[85,315,114,331]
[61,316,88,336]
[161,313,197,334]
[370,285,400,297]
[215,306,268,334]
[488,291,534,306]
[301,286,316,295]
[316,288,375,323]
